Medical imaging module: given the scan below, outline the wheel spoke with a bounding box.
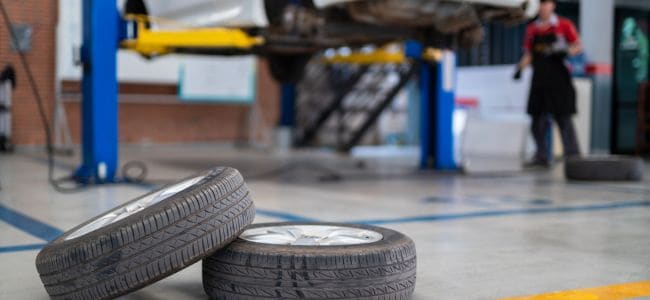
[240,225,383,246]
[65,175,206,241]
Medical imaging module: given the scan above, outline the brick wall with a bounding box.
[1,1,280,146]
[64,59,279,144]
[0,0,58,145]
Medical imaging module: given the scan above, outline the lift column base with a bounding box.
[406,41,457,170]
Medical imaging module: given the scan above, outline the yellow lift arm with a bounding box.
[121,15,441,65]
[323,45,444,65]
[323,47,407,65]
[121,15,264,56]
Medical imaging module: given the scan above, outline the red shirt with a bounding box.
[523,15,580,51]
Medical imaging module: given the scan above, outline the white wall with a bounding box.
[457,65,532,119]
[58,0,184,83]
[457,65,594,156]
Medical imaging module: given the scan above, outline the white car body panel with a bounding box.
[142,0,268,28]
[315,0,540,18]
[313,0,360,7]
[141,0,539,29]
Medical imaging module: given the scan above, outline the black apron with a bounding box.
[528,32,577,116]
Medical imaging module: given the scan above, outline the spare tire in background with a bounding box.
[565,156,645,181]
[203,222,417,300]
[36,167,255,300]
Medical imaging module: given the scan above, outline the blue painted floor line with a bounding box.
[0,243,47,254]
[353,200,650,225]
[0,204,64,242]
[0,200,649,253]
[8,155,649,252]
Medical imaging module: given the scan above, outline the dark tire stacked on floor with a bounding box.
[35,167,255,300]
[35,168,418,299]
[202,222,417,300]
[565,156,645,182]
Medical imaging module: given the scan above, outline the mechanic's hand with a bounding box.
[513,68,522,81]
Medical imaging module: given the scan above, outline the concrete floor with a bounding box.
[1,143,649,299]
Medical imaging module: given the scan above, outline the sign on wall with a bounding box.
[179,56,256,103]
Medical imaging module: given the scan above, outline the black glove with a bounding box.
[513,68,522,81]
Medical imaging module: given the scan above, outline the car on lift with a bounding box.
[125,0,539,82]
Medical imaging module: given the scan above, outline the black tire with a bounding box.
[565,156,645,181]
[124,0,151,29]
[124,0,148,15]
[267,54,312,84]
[264,0,316,26]
[203,222,417,299]
[264,0,292,26]
[0,136,13,153]
[35,167,255,300]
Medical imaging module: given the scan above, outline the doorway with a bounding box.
[613,8,649,153]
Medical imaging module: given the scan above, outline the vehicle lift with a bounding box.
[301,48,415,152]
[77,0,455,183]
[290,44,458,170]
[408,43,458,170]
[76,0,262,183]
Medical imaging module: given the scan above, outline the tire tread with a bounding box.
[202,223,416,300]
[35,167,255,300]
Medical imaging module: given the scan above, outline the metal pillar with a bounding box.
[274,83,296,150]
[408,41,457,170]
[0,80,12,152]
[433,51,456,170]
[75,0,119,183]
[418,60,435,168]
[581,0,615,154]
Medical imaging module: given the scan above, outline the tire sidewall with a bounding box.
[203,222,417,299]
[222,222,414,256]
[36,167,234,264]
[565,156,644,181]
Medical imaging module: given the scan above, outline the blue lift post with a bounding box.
[275,83,296,149]
[75,0,120,183]
[277,1,301,131]
[406,41,457,170]
[279,84,296,128]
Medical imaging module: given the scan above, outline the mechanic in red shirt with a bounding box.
[514,0,583,168]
